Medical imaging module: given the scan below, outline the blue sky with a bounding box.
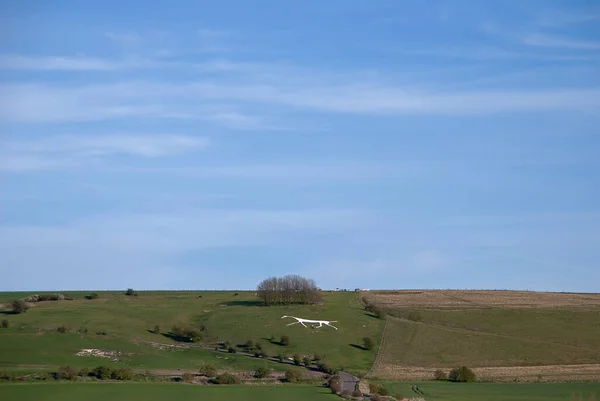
[1,0,599,292]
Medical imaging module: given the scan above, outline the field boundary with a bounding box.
[367,318,389,378]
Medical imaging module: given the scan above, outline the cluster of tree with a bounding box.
[57,366,133,381]
[434,366,476,382]
[256,274,322,306]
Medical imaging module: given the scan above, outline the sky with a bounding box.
[0,0,599,292]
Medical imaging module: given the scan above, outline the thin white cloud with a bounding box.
[5,134,209,157]
[1,80,599,125]
[0,54,137,71]
[535,9,600,27]
[0,134,209,172]
[405,47,592,61]
[522,34,600,50]
[0,156,74,173]
[105,32,142,46]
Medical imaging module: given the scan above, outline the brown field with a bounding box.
[363,289,600,309]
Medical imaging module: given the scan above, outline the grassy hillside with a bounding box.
[0,383,338,401]
[0,291,383,373]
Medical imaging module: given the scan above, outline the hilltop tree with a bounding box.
[11,300,29,314]
[256,274,322,306]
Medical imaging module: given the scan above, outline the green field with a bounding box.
[366,292,600,375]
[0,291,383,373]
[0,383,338,401]
[383,381,600,401]
[377,314,600,368]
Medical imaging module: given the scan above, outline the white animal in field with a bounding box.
[281,315,338,330]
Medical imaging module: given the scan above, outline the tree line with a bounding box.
[256,274,322,306]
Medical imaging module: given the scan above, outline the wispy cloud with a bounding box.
[522,34,600,50]
[534,9,600,27]
[105,32,142,46]
[404,47,593,61]
[4,134,209,157]
[0,54,159,71]
[0,134,209,172]
[2,80,599,125]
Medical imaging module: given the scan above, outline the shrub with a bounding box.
[11,299,29,314]
[111,368,133,380]
[434,368,448,380]
[227,346,237,354]
[78,367,90,377]
[182,372,194,383]
[170,324,202,342]
[57,325,68,333]
[365,303,387,319]
[245,339,255,349]
[370,394,383,401]
[277,352,286,362]
[254,367,271,378]
[293,353,302,365]
[93,366,112,380]
[199,364,217,377]
[254,349,267,358]
[316,361,335,374]
[280,335,290,346]
[408,311,422,322]
[152,324,160,334]
[85,293,99,300]
[1,319,8,328]
[449,366,476,382]
[125,288,136,296]
[369,383,389,396]
[328,375,342,394]
[302,356,312,367]
[340,390,353,399]
[212,373,240,385]
[284,369,303,383]
[96,330,107,335]
[57,365,77,380]
[78,327,88,334]
[362,336,375,350]
[352,389,363,398]
[313,353,323,362]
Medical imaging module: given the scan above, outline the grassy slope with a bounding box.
[0,291,383,373]
[0,383,338,401]
[372,302,600,369]
[376,316,600,368]
[383,382,600,401]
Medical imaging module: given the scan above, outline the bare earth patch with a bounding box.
[364,290,600,309]
[75,349,132,362]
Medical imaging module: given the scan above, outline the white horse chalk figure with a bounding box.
[281,315,338,330]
